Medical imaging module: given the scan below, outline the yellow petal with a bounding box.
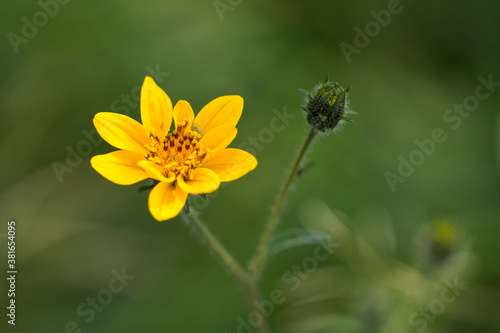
[93,112,149,151]
[194,96,243,135]
[91,150,147,185]
[203,148,257,182]
[173,100,195,125]
[176,168,220,194]
[138,160,175,183]
[199,124,237,152]
[140,76,173,135]
[148,182,187,221]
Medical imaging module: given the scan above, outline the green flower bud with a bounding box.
[300,77,352,133]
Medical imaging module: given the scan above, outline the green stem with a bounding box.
[182,211,248,284]
[249,128,317,282]
[181,211,272,333]
[245,281,272,333]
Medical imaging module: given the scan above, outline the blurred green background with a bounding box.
[1,0,499,332]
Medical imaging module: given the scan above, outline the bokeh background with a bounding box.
[1,0,499,332]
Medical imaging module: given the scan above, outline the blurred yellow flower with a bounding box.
[91,77,257,221]
[430,218,460,260]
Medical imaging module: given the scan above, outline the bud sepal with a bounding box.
[300,76,353,133]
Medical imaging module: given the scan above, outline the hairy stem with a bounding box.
[249,128,317,282]
[181,211,272,333]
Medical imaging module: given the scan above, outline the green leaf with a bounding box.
[269,229,330,256]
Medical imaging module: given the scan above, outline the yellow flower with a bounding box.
[91,77,258,221]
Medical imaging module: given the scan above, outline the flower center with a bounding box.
[144,119,208,180]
